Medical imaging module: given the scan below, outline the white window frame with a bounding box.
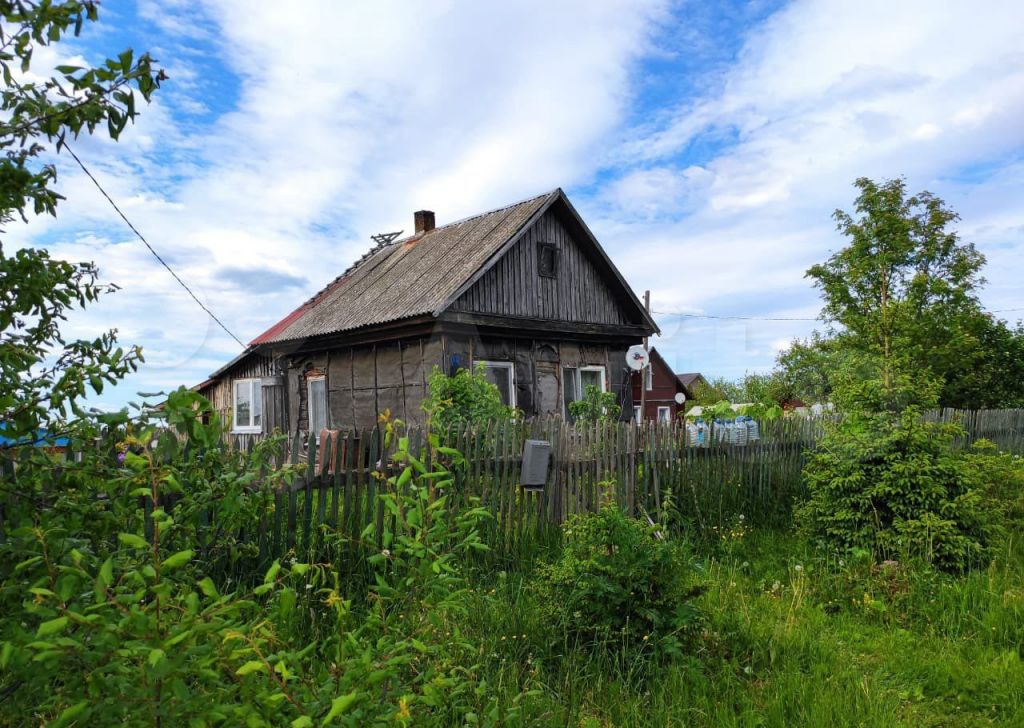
[579,365,607,394]
[644,364,653,391]
[307,375,327,437]
[657,406,671,423]
[232,378,262,434]
[563,365,608,418]
[633,405,642,423]
[478,360,516,408]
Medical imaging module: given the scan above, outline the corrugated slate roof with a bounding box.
[251,189,558,344]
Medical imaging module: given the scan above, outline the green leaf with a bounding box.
[322,691,359,725]
[162,549,193,571]
[0,642,13,669]
[123,450,147,470]
[291,717,313,728]
[236,660,266,676]
[118,533,148,549]
[50,700,89,728]
[98,557,113,587]
[36,616,68,638]
[148,648,165,667]
[279,588,296,615]
[198,577,218,598]
[264,559,281,584]
[15,556,43,573]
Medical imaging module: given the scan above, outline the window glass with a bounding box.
[644,365,653,390]
[252,381,262,428]
[308,377,327,435]
[481,362,515,407]
[580,367,605,393]
[633,406,642,423]
[234,380,252,428]
[657,406,671,423]
[233,379,261,432]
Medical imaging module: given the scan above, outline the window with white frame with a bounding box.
[633,405,642,423]
[479,361,515,407]
[657,406,671,423]
[232,378,262,433]
[307,376,327,436]
[644,364,653,391]
[562,365,607,417]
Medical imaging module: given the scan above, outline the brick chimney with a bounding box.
[414,210,435,234]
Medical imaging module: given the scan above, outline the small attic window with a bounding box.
[538,243,558,278]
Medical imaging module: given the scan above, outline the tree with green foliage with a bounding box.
[0,1,164,446]
[568,384,621,423]
[797,380,1007,571]
[778,176,1024,409]
[535,503,701,655]
[422,364,515,432]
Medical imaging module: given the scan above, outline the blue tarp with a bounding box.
[0,427,70,448]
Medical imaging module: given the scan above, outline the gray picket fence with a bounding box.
[227,407,1024,564]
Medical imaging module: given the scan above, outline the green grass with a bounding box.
[456,531,1024,727]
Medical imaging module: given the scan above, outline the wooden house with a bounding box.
[629,347,691,422]
[196,189,658,439]
[676,372,710,397]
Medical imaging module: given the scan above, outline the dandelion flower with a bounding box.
[381,549,391,557]
[794,564,803,573]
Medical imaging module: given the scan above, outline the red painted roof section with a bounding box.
[249,273,355,345]
[249,304,308,345]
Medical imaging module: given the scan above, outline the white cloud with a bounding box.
[10,0,672,403]
[10,0,1024,400]
[595,0,1024,378]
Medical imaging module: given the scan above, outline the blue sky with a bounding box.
[10,0,1024,409]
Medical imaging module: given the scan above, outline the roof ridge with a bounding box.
[395,187,560,243]
[296,188,561,311]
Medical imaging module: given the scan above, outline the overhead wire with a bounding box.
[62,142,247,349]
[652,306,1024,322]
[58,142,1024,343]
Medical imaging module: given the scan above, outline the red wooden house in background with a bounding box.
[630,347,693,422]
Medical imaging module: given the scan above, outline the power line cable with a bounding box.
[652,310,819,321]
[62,143,247,348]
[653,306,1024,322]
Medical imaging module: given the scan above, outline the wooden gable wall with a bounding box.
[449,206,636,327]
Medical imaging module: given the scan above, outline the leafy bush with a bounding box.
[797,405,1007,571]
[422,364,515,432]
[568,384,621,423]
[534,505,701,654]
[0,395,515,726]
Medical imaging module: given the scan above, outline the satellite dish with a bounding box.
[674,392,686,405]
[625,345,649,371]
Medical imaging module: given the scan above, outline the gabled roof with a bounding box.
[251,190,557,345]
[249,188,656,346]
[676,372,707,390]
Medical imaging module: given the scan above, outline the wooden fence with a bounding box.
[235,408,1023,564]
[6,409,1017,569]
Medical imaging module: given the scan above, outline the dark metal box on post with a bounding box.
[520,439,551,491]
